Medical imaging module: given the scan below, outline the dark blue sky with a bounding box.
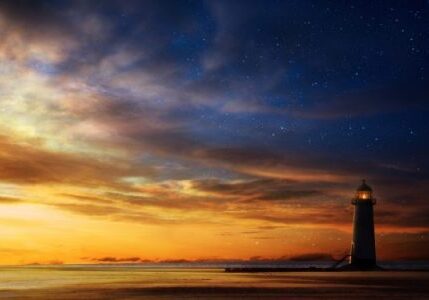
[1,0,429,198]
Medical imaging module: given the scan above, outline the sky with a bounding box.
[0,0,429,265]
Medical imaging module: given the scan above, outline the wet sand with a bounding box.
[1,270,429,299]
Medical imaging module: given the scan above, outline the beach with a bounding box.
[1,266,429,299]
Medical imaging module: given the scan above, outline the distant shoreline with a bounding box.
[2,260,429,270]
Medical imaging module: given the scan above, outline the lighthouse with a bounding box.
[350,180,377,269]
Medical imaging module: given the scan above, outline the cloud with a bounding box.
[59,193,114,204]
[51,197,212,225]
[0,247,34,254]
[90,256,144,263]
[0,135,153,187]
[53,203,122,217]
[288,253,334,261]
[191,178,320,202]
[0,1,78,63]
[0,196,25,203]
[376,207,429,229]
[232,209,349,227]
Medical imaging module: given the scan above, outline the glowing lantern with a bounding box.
[353,180,375,204]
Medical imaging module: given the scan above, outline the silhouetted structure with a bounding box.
[349,180,377,269]
[227,180,385,273]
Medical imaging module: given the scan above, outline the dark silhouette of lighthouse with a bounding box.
[350,180,377,268]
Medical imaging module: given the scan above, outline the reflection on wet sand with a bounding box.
[0,267,429,299]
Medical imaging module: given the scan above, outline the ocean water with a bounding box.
[0,262,428,291]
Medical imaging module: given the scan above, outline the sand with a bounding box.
[1,268,429,299]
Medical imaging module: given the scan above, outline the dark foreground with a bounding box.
[1,267,429,299]
[1,285,428,300]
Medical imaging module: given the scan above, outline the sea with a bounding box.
[0,261,428,290]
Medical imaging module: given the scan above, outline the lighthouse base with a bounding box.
[350,257,377,268]
[339,260,381,271]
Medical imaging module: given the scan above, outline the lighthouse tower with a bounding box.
[350,180,377,268]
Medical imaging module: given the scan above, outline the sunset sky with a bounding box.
[0,0,429,265]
